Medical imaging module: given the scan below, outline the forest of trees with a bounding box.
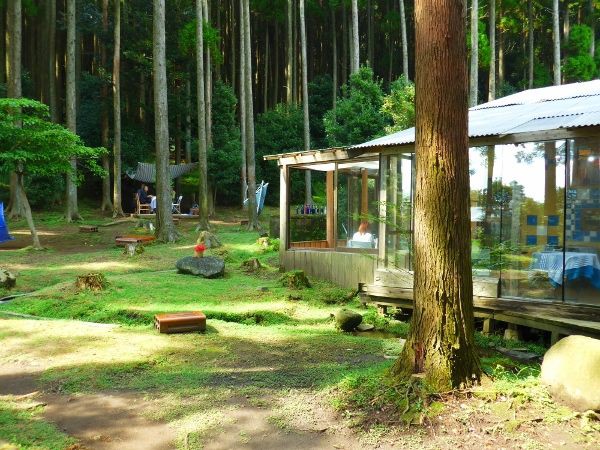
[1,0,599,229]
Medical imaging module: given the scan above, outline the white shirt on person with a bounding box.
[352,232,374,243]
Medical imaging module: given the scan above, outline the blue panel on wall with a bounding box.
[547,235,559,246]
[527,215,538,226]
[548,215,559,226]
[526,235,538,245]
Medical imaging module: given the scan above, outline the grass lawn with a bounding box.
[1,207,599,449]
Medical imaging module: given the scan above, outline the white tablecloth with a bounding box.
[531,252,600,285]
[150,197,156,211]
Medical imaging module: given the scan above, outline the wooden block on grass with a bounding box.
[154,311,206,334]
[115,235,156,246]
[79,225,98,233]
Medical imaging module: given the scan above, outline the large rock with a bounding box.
[334,308,363,332]
[541,335,600,411]
[176,256,225,279]
[0,269,16,289]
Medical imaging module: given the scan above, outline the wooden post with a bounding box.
[361,168,369,218]
[482,317,495,335]
[326,170,335,248]
[280,165,289,252]
[378,155,387,264]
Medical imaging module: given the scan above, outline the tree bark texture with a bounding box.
[242,0,259,229]
[100,0,113,213]
[48,0,58,122]
[65,0,81,222]
[239,0,247,206]
[16,170,41,249]
[286,0,293,104]
[351,0,359,73]
[488,0,496,100]
[469,0,478,107]
[527,0,534,89]
[204,0,213,149]
[553,0,561,86]
[299,0,312,204]
[399,0,409,79]
[196,0,210,230]
[331,7,337,110]
[392,0,480,391]
[113,0,124,217]
[6,0,24,219]
[153,0,177,242]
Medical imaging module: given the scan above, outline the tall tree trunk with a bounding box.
[263,24,269,111]
[65,0,81,222]
[16,170,42,249]
[341,3,348,85]
[242,0,258,229]
[48,0,58,122]
[113,0,124,217]
[286,0,293,104]
[488,0,496,100]
[553,0,561,86]
[588,0,595,57]
[239,0,247,206]
[185,71,192,163]
[100,0,113,213]
[6,0,24,220]
[399,0,409,79]
[527,0,534,89]
[367,0,373,66]
[299,0,312,204]
[153,0,177,242]
[332,6,337,110]
[351,0,359,73]
[196,0,209,230]
[204,0,212,148]
[0,3,5,88]
[563,1,570,42]
[392,0,480,390]
[469,0,479,107]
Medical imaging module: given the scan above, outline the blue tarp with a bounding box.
[243,181,269,215]
[0,202,15,244]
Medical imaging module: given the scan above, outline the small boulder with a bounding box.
[0,269,17,289]
[176,256,225,278]
[356,323,375,332]
[197,231,222,249]
[334,309,363,332]
[541,335,600,411]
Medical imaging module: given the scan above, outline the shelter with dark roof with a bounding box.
[265,80,600,342]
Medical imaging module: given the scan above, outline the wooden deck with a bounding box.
[362,284,600,344]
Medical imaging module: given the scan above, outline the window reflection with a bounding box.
[385,155,413,269]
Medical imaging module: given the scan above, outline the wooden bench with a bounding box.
[115,235,156,246]
[79,225,98,233]
[154,311,206,333]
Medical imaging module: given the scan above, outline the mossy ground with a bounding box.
[1,206,598,449]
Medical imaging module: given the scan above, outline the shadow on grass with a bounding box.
[36,331,391,396]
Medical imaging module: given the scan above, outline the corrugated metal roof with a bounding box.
[352,80,600,151]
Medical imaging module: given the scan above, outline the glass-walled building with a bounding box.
[267,81,600,310]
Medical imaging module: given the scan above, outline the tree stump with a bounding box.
[241,258,262,273]
[279,270,311,289]
[0,269,17,290]
[75,273,108,291]
[197,231,222,249]
[124,242,144,256]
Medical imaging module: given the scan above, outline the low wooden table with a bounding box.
[79,225,98,233]
[115,235,156,246]
[154,311,207,334]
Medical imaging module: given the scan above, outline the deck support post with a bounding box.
[482,317,495,335]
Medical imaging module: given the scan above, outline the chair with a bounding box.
[172,195,183,214]
[136,193,152,215]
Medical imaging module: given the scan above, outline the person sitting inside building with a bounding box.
[137,184,154,205]
[351,221,375,248]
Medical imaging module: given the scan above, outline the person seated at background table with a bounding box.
[352,221,375,245]
[136,184,154,204]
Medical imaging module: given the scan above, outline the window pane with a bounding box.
[470,146,502,282]
[288,167,329,249]
[336,160,379,250]
[565,138,600,305]
[499,141,566,301]
[385,155,413,269]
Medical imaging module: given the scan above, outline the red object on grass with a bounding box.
[194,243,206,257]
